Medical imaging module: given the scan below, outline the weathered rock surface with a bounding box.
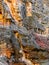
[0,0,49,65]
